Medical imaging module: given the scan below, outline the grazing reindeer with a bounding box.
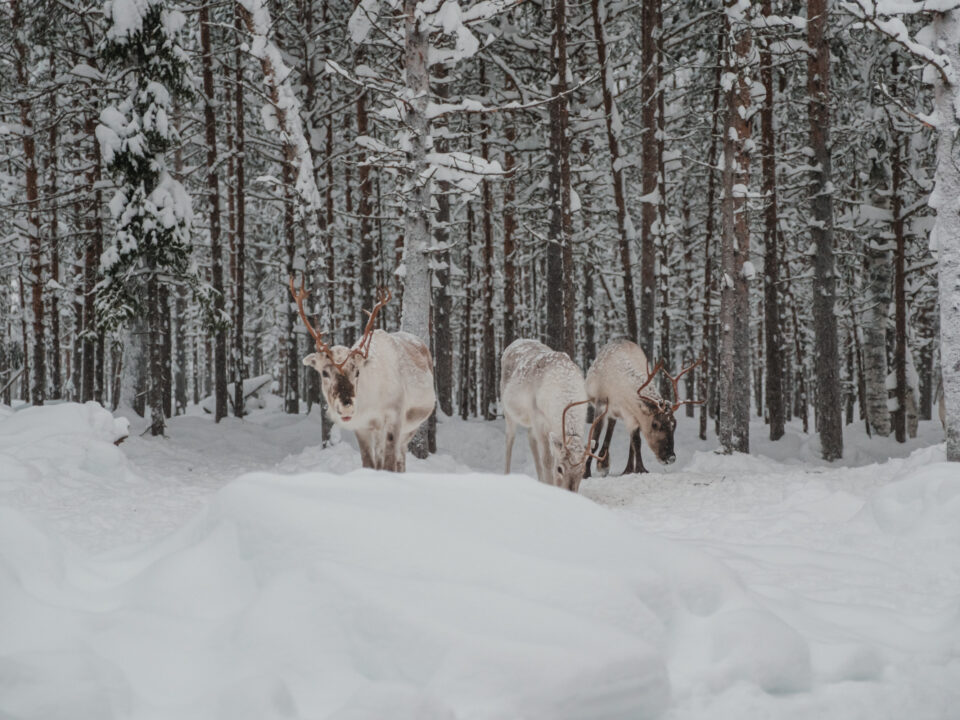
[585,338,701,476]
[501,339,606,492]
[290,277,436,472]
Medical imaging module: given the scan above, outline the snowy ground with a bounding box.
[1,398,958,719]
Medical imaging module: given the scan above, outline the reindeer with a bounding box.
[584,338,701,476]
[290,277,436,472]
[501,339,606,492]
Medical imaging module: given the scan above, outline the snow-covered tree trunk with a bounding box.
[719,0,753,455]
[930,11,960,461]
[12,0,45,406]
[639,0,660,353]
[400,0,433,457]
[591,0,638,341]
[863,237,892,436]
[808,0,843,460]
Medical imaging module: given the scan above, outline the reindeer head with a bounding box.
[291,276,390,425]
[636,357,703,466]
[548,401,607,492]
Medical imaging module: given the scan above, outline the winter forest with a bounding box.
[2,0,960,716]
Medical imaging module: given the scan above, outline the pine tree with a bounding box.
[97,0,195,435]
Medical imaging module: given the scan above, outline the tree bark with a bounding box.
[892,130,908,443]
[639,0,659,353]
[718,1,752,454]
[700,30,723,442]
[591,0,638,340]
[201,1,228,422]
[400,0,434,457]
[546,0,573,355]
[760,0,784,440]
[13,0,45,406]
[863,144,893,436]
[233,3,247,418]
[808,0,843,460]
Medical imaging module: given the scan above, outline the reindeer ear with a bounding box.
[303,353,319,368]
[549,431,564,451]
[638,396,659,413]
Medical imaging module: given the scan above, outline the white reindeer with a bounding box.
[501,339,605,492]
[291,278,436,472]
[585,338,701,476]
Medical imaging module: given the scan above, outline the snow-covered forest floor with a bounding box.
[1,399,957,719]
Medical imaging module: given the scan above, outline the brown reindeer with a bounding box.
[290,277,436,472]
[584,338,701,476]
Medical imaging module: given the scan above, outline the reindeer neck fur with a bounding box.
[587,338,664,411]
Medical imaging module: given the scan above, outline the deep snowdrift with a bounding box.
[0,402,958,719]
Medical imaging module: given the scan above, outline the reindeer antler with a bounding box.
[349,287,392,361]
[289,275,336,361]
[561,399,609,464]
[663,357,704,411]
[636,358,664,402]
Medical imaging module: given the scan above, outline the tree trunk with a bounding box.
[892,131,908,443]
[401,0,434,458]
[808,0,843,460]
[503,93,518,351]
[863,200,892,435]
[433,65,454,417]
[546,0,572,354]
[591,0,638,340]
[480,66,497,420]
[639,0,659,353]
[760,0,784,440]
[233,3,247,418]
[201,1,228,422]
[147,272,165,436]
[700,30,723,442]
[718,1,752,454]
[13,0,45,406]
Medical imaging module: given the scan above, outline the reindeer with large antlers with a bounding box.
[290,277,436,472]
[501,339,606,492]
[585,338,702,476]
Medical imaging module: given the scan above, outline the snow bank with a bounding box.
[868,462,960,537]
[0,402,129,488]
[0,407,818,718]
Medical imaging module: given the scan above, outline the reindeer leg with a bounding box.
[528,432,544,483]
[622,426,638,475]
[599,417,616,477]
[383,416,400,472]
[633,429,649,474]
[504,416,517,474]
[584,415,600,479]
[356,430,375,469]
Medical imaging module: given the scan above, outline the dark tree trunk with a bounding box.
[700,31,723,442]
[718,2,752,454]
[639,0,660,353]
[760,0,784,440]
[14,0,44,406]
[233,3,247,418]
[480,68,497,420]
[433,65,454,417]
[147,272,165,436]
[546,0,572,354]
[160,286,172,418]
[808,0,843,459]
[503,81,518,348]
[892,132,907,443]
[201,1,228,422]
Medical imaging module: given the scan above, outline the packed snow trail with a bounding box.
[0,400,957,719]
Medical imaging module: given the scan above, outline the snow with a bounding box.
[0,400,957,719]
